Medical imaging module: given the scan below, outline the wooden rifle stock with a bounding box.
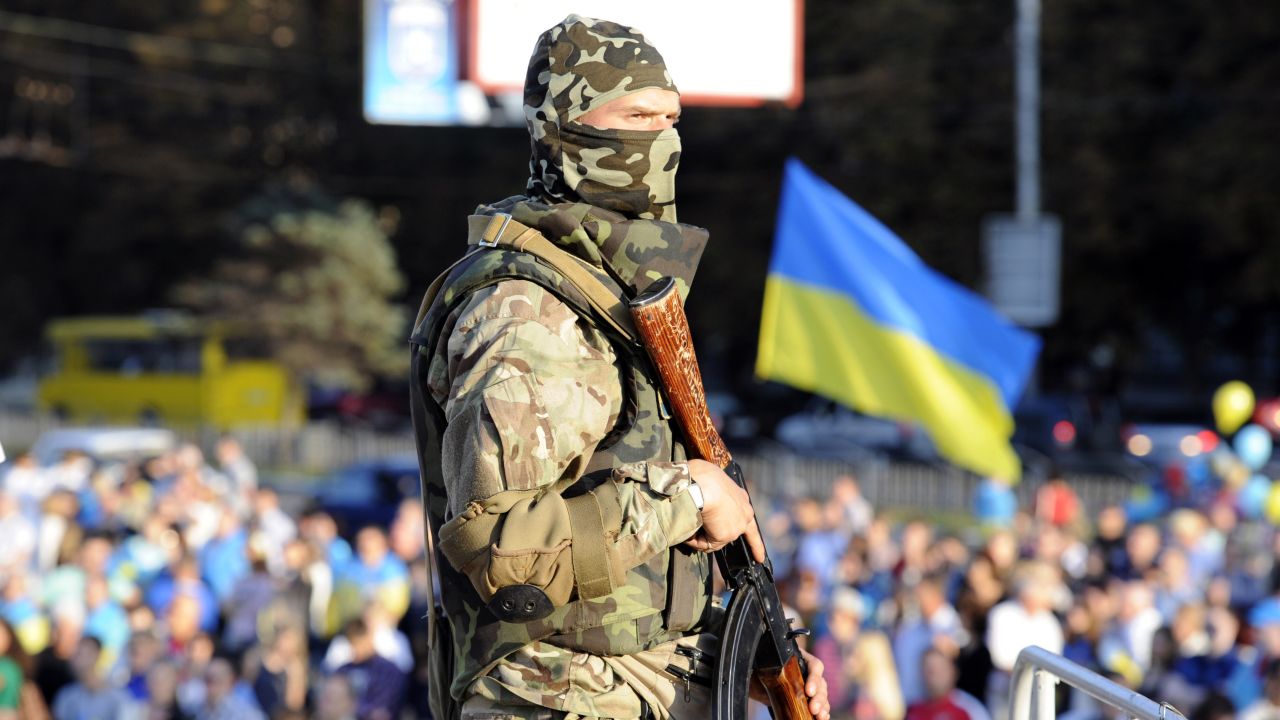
[630,277,814,720]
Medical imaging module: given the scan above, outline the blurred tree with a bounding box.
[172,190,407,389]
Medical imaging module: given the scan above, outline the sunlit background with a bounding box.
[0,1,1278,719]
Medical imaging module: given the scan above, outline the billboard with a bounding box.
[364,0,804,125]
[364,0,488,125]
[468,1,804,107]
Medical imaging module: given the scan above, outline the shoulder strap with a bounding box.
[465,214,639,343]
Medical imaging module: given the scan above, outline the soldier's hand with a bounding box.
[746,650,830,720]
[683,459,766,563]
[801,648,831,720]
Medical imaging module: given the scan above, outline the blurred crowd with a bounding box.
[4,439,1280,720]
[0,438,430,720]
[759,473,1280,720]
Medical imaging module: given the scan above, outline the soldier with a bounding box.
[409,15,830,720]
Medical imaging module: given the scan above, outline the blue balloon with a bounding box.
[1241,474,1271,520]
[1235,424,1274,471]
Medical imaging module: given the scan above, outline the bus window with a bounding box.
[83,337,203,375]
[223,337,272,361]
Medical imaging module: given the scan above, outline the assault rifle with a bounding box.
[630,277,815,720]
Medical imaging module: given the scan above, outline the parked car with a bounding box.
[1120,422,1218,467]
[307,455,421,535]
[307,380,411,431]
[29,427,178,466]
[774,400,937,462]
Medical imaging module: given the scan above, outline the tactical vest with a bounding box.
[407,218,715,700]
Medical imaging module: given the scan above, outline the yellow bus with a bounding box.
[37,312,304,428]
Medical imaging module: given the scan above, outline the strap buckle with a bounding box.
[479,213,513,248]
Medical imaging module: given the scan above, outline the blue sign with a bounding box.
[364,0,461,125]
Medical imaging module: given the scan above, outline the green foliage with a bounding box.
[173,193,407,389]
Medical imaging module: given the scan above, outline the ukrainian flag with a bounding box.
[756,159,1041,480]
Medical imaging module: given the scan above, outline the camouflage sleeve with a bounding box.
[429,280,702,610]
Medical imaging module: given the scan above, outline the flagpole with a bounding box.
[1015,0,1040,222]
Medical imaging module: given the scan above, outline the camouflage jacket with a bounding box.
[408,204,717,711]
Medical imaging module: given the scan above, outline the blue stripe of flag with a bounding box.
[768,158,1041,407]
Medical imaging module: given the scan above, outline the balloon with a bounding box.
[1267,482,1280,525]
[1225,461,1251,490]
[1214,381,1256,435]
[1210,448,1237,480]
[1235,424,1274,471]
[1241,474,1271,520]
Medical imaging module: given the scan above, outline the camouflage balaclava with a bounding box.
[524,15,681,222]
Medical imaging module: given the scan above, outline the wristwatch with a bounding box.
[687,480,705,511]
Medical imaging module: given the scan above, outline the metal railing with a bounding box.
[1010,646,1185,720]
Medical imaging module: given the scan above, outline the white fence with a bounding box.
[1011,646,1184,720]
[0,412,1139,512]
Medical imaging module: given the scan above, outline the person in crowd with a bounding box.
[330,526,409,631]
[249,623,307,718]
[41,531,112,609]
[894,573,967,706]
[34,604,83,706]
[334,619,405,720]
[174,633,215,716]
[118,517,178,591]
[213,436,257,514]
[1062,599,1100,669]
[322,601,412,674]
[1154,547,1200,621]
[1168,510,1220,588]
[273,538,317,634]
[387,497,424,564]
[194,657,262,720]
[221,550,275,653]
[37,490,83,572]
[0,619,30,716]
[972,477,1017,528]
[2,453,50,513]
[143,660,191,720]
[47,451,92,496]
[0,493,36,580]
[986,562,1064,718]
[1035,472,1082,530]
[165,595,205,660]
[1118,523,1161,581]
[197,510,249,605]
[796,496,858,601]
[1190,693,1237,720]
[250,489,295,575]
[1105,580,1164,672]
[84,576,129,667]
[832,475,874,538]
[905,648,991,720]
[1,570,47,656]
[145,556,218,636]
[123,630,163,702]
[813,587,870,718]
[1240,658,1280,720]
[314,674,358,720]
[52,636,128,720]
[299,509,353,569]
[858,630,907,720]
